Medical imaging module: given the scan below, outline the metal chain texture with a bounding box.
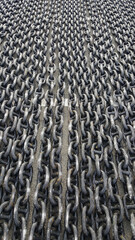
[0,0,135,239]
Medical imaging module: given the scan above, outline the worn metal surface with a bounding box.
[0,0,135,239]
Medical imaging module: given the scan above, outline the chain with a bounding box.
[47,0,64,238]
[0,0,135,239]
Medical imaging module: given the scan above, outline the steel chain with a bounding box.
[0,0,135,239]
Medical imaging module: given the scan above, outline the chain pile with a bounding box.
[0,0,135,239]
